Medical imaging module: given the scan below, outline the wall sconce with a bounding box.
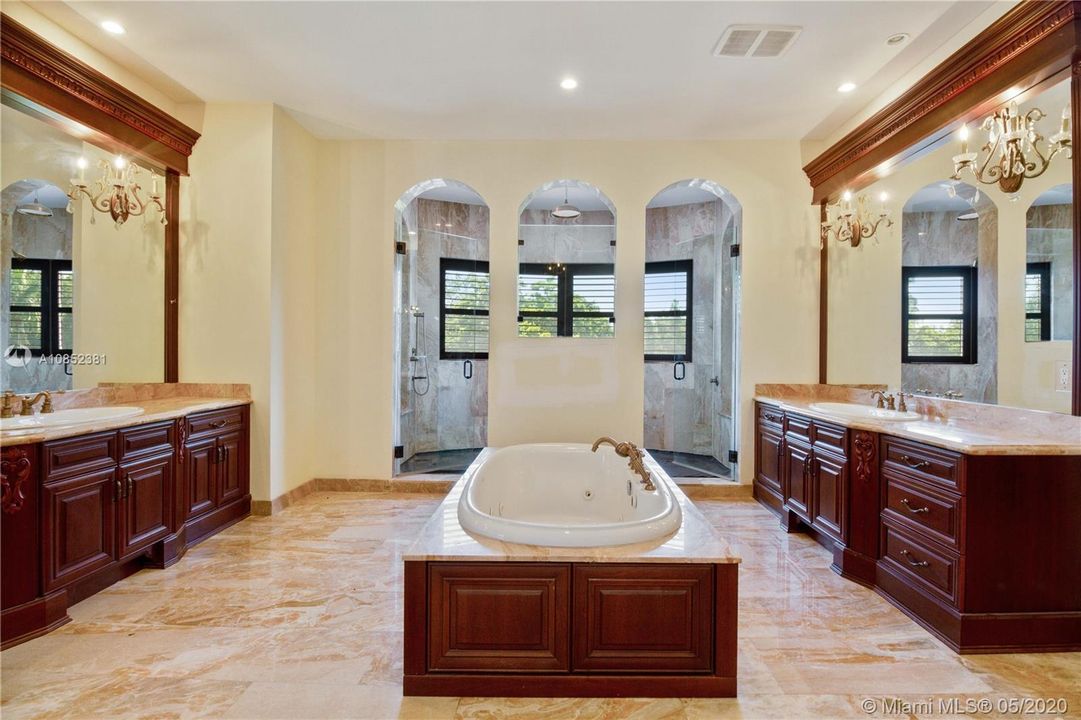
[821,191,893,248]
[951,102,1071,193]
[67,155,167,228]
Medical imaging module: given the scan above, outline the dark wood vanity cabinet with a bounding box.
[1,405,251,649]
[753,400,1081,653]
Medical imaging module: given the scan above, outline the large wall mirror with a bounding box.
[517,180,616,338]
[825,76,1075,414]
[1,99,166,394]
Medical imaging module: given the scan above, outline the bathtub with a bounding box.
[456,443,683,547]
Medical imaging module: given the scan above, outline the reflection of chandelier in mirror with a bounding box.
[951,101,1071,193]
[66,155,166,227]
[820,190,893,248]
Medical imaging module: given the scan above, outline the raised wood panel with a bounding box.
[811,449,846,543]
[573,564,713,673]
[217,431,244,505]
[754,423,784,495]
[118,453,174,558]
[881,522,960,606]
[43,432,116,481]
[782,439,813,522]
[883,475,962,552]
[428,563,570,672]
[881,436,963,492]
[184,437,217,519]
[42,466,117,592]
[119,422,175,462]
[187,409,245,440]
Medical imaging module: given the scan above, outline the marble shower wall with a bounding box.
[398,198,489,462]
[901,208,998,404]
[0,207,74,393]
[1026,203,1074,341]
[642,200,737,460]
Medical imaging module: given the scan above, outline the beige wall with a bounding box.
[826,124,1073,414]
[311,140,819,485]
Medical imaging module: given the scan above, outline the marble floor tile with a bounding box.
[2,492,1078,720]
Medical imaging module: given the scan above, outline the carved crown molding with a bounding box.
[0,14,199,162]
[804,0,1079,200]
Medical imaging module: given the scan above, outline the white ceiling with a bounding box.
[520,182,614,213]
[44,1,990,141]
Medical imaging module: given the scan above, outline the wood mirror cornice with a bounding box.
[805,0,1081,415]
[0,13,200,382]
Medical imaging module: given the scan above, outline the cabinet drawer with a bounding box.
[44,432,117,482]
[882,522,959,605]
[186,408,245,439]
[428,563,570,672]
[573,564,714,673]
[882,436,962,491]
[119,421,176,462]
[757,403,784,430]
[785,413,812,443]
[813,421,847,456]
[883,476,962,551]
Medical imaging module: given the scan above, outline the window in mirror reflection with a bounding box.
[1025,183,1073,342]
[517,180,616,338]
[901,180,997,403]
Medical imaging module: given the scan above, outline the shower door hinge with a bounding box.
[394,445,404,459]
[395,241,407,255]
[730,244,741,258]
[728,450,739,464]
[518,239,525,246]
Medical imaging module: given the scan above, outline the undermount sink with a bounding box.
[808,402,920,422]
[1,406,144,436]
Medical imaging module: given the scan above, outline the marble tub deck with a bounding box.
[2,491,1080,719]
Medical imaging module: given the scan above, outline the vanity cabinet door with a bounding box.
[42,467,117,592]
[783,440,813,522]
[184,437,218,519]
[118,453,174,559]
[755,424,784,496]
[217,431,244,506]
[811,450,847,543]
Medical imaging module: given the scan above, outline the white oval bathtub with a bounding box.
[456,443,682,547]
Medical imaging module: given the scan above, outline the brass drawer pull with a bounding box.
[209,420,228,429]
[900,455,930,470]
[900,498,929,514]
[764,413,782,423]
[899,549,929,568]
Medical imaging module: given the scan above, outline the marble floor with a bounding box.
[2,492,1079,719]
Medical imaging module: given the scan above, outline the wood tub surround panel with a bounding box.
[0,405,250,649]
[405,561,736,698]
[753,400,1081,653]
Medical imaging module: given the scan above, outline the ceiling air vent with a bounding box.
[713,25,801,58]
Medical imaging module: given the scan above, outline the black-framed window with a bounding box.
[440,258,489,359]
[517,263,615,338]
[9,258,72,357]
[901,265,977,364]
[1025,261,1052,342]
[644,259,692,361]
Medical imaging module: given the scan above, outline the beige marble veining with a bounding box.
[755,383,1081,456]
[0,395,251,447]
[402,453,740,563]
[2,490,1079,719]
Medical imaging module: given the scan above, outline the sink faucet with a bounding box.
[591,437,656,491]
[871,390,896,410]
[21,391,54,416]
[1,390,16,419]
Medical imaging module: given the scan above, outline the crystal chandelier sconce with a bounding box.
[820,191,893,248]
[951,102,1071,194]
[67,155,167,227]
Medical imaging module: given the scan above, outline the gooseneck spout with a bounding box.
[590,437,655,491]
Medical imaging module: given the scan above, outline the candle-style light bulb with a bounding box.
[1062,106,1071,134]
[75,156,88,184]
[959,123,969,154]
[842,190,853,212]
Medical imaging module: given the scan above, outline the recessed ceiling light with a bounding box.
[100,20,125,35]
[560,77,578,91]
[837,82,857,94]
[886,32,910,46]
[957,212,979,221]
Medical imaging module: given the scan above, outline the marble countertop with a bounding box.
[0,396,250,447]
[755,394,1081,456]
[403,452,740,563]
